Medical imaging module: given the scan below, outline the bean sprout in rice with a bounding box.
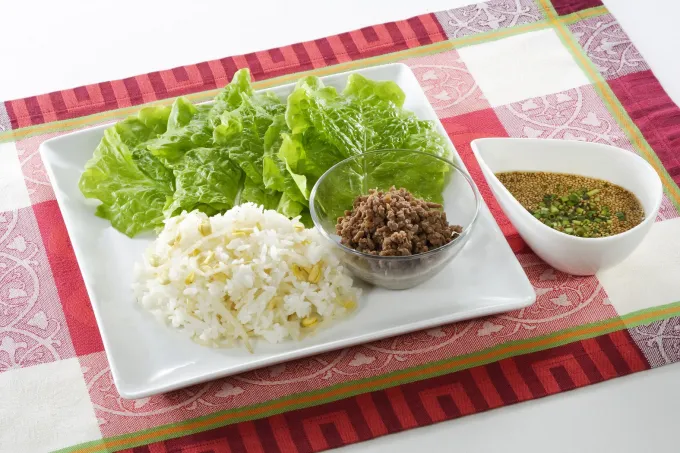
[132,203,361,350]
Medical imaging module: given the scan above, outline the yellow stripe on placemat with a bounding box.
[534,0,680,210]
[0,21,552,144]
[0,6,672,452]
[560,5,609,25]
[57,301,680,453]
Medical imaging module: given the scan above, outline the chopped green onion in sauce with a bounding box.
[496,171,644,238]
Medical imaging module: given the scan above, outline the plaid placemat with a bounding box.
[2,0,680,451]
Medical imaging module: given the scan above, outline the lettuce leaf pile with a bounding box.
[79,69,452,237]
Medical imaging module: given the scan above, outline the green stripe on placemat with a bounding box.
[536,0,680,212]
[14,5,673,452]
[56,301,680,453]
[0,21,550,144]
[560,5,609,24]
[7,3,677,213]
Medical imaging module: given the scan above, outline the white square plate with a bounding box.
[40,63,535,399]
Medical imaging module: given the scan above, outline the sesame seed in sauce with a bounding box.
[496,171,644,238]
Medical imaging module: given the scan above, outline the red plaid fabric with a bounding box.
[1,1,680,452]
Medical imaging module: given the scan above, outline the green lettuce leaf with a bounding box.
[216,91,285,185]
[152,70,272,218]
[80,69,452,237]
[240,178,282,210]
[262,114,288,193]
[147,69,254,160]
[162,147,244,218]
[263,114,308,217]
[279,73,452,219]
[78,106,174,237]
[167,96,199,132]
[276,193,307,220]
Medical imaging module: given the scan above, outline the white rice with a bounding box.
[132,203,361,349]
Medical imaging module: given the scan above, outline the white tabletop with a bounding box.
[4,1,679,452]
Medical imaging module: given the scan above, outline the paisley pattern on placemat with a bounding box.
[629,317,680,367]
[2,0,680,451]
[495,85,635,150]
[569,14,649,80]
[16,133,59,205]
[0,208,75,372]
[435,0,544,38]
[83,250,616,437]
[405,49,490,117]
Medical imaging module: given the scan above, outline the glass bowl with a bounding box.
[309,149,481,290]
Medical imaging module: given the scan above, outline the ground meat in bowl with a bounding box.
[336,186,463,256]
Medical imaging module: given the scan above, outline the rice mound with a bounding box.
[132,203,361,349]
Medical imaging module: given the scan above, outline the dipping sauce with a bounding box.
[496,171,644,238]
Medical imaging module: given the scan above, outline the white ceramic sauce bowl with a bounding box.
[471,138,663,276]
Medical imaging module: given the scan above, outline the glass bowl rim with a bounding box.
[309,148,482,261]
